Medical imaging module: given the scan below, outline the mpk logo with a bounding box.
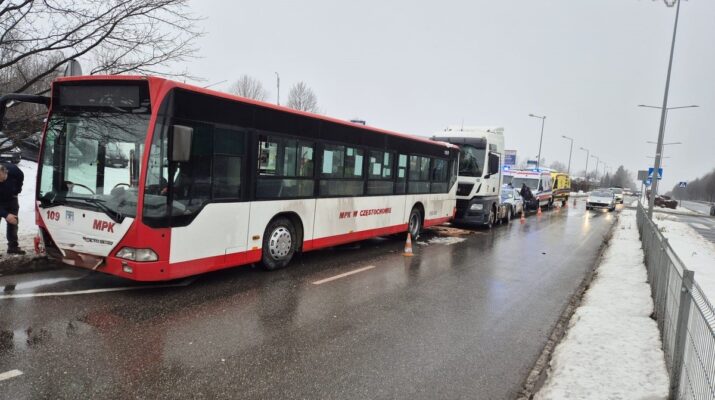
[92,219,115,233]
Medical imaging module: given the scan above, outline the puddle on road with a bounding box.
[418,236,467,246]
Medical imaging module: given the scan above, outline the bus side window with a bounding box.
[395,154,407,194]
[256,135,315,198]
[213,127,245,199]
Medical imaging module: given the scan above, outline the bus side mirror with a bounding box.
[170,125,193,162]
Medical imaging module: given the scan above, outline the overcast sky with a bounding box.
[183,0,714,189]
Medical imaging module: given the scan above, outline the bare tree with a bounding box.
[548,161,567,172]
[228,75,268,101]
[287,81,319,113]
[0,0,203,95]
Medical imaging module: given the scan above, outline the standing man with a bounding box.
[0,163,25,255]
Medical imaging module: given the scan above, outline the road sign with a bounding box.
[637,170,648,181]
[504,150,517,167]
[645,178,652,187]
[648,167,663,180]
[678,181,687,188]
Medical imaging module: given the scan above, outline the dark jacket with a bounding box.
[520,184,534,201]
[0,163,23,217]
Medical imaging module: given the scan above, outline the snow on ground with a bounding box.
[0,160,39,253]
[535,210,669,400]
[417,236,466,246]
[653,212,715,301]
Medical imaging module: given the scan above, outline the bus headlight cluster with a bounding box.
[116,247,158,262]
[470,203,484,211]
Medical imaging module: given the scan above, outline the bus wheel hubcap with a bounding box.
[269,227,292,259]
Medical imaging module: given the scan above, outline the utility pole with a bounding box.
[275,72,280,105]
[528,114,546,169]
[562,135,574,175]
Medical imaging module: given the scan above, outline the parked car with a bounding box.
[20,131,42,162]
[586,190,616,211]
[0,132,22,164]
[609,187,624,204]
[500,186,524,222]
[655,195,678,209]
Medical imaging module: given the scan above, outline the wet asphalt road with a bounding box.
[0,201,617,400]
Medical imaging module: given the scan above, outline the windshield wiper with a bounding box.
[65,197,123,223]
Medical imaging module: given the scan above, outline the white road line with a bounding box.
[0,281,190,300]
[312,266,376,285]
[0,369,23,381]
[691,222,710,230]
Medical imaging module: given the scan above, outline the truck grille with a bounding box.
[457,183,474,196]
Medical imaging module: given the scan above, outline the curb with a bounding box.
[516,212,620,399]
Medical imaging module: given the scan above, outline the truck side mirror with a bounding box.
[170,125,193,162]
[488,153,500,175]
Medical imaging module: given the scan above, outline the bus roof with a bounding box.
[53,75,458,150]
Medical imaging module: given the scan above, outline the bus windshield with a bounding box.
[511,177,539,191]
[38,111,150,220]
[459,145,485,177]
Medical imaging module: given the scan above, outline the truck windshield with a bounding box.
[459,145,485,177]
[37,111,150,220]
[512,177,539,191]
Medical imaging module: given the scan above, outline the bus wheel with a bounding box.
[408,207,422,240]
[261,217,296,270]
[504,208,512,224]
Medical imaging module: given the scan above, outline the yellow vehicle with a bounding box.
[551,172,571,206]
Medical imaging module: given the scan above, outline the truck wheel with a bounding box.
[408,207,422,240]
[504,208,512,224]
[486,206,495,229]
[261,217,296,270]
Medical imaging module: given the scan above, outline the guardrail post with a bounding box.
[670,269,695,399]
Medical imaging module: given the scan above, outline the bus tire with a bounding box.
[261,217,297,271]
[408,207,422,240]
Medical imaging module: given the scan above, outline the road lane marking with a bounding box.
[0,369,23,381]
[0,280,193,300]
[691,223,710,230]
[312,266,376,285]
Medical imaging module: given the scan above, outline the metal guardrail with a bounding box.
[636,201,715,399]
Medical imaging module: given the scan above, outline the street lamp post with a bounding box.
[579,147,589,181]
[275,72,280,105]
[591,155,600,182]
[528,114,546,169]
[562,135,574,175]
[646,0,684,219]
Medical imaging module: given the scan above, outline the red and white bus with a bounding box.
[11,75,459,281]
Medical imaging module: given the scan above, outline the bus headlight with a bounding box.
[116,247,158,262]
[470,203,484,211]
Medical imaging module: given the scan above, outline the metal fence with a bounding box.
[636,202,715,399]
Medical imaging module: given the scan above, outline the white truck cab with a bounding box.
[432,126,506,227]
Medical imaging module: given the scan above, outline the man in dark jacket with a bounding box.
[0,163,25,254]
[520,183,535,210]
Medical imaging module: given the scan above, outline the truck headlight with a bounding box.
[470,203,484,211]
[116,247,158,262]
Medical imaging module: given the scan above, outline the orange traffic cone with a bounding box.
[520,210,526,224]
[403,233,414,257]
[537,205,543,217]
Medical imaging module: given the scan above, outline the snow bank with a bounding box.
[653,213,715,301]
[535,210,669,400]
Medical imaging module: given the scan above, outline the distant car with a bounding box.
[609,187,624,204]
[655,195,677,209]
[500,186,524,222]
[586,190,616,211]
[0,132,22,164]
